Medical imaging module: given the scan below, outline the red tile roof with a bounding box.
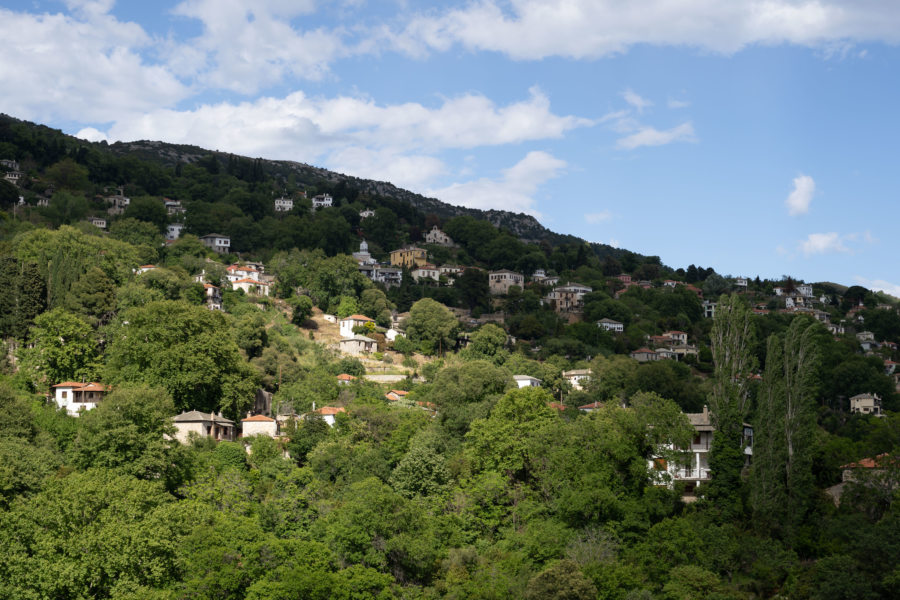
[315,406,346,416]
[337,373,358,381]
[344,314,374,322]
[242,414,275,422]
[841,454,897,469]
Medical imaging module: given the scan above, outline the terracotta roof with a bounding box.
[547,402,566,411]
[416,401,437,410]
[78,383,108,392]
[389,389,409,396]
[139,264,156,269]
[841,454,898,469]
[337,373,358,381]
[52,381,107,391]
[632,348,656,354]
[343,314,374,322]
[579,401,604,410]
[315,406,346,416]
[53,381,85,388]
[242,414,275,422]
[203,283,218,289]
[233,277,268,284]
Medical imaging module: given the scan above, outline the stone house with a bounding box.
[339,335,377,356]
[424,225,454,246]
[489,270,524,295]
[241,414,278,437]
[850,393,884,417]
[390,246,427,268]
[171,411,236,443]
[200,233,231,254]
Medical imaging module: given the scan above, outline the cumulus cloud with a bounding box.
[616,122,696,150]
[799,232,848,256]
[786,174,815,215]
[585,211,613,224]
[0,7,188,123]
[396,1,900,60]
[426,151,566,215]
[622,89,652,112]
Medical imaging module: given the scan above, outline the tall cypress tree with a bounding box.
[705,293,757,517]
[751,317,820,544]
[15,261,46,339]
[0,256,18,339]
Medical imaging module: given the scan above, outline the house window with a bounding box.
[693,434,701,445]
[61,391,67,399]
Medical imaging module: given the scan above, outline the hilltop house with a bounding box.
[390,246,427,268]
[340,314,374,337]
[597,318,624,333]
[489,270,525,295]
[339,335,377,356]
[513,375,542,388]
[424,225,454,247]
[164,199,185,215]
[166,223,184,241]
[241,414,278,437]
[274,196,293,212]
[52,381,109,416]
[563,369,591,391]
[200,233,231,254]
[630,348,659,362]
[311,194,333,208]
[172,411,236,443]
[850,393,884,417]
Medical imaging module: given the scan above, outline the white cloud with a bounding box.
[668,98,690,109]
[616,122,696,150]
[585,211,613,224]
[397,1,900,60]
[98,88,591,159]
[0,7,188,124]
[426,151,566,215]
[622,89,652,112]
[854,277,900,298]
[800,232,848,256]
[786,174,815,215]
[327,147,448,191]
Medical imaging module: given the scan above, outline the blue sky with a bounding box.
[2,1,899,293]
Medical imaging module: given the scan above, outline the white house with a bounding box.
[663,331,688,345]
[340,314,374,337]
[88,216,107,229]
[204,283,222,310]
[489,270,525,295]
[274,196,293,212]
[166,223,184,241]
[850,393,883,417]
[544,284,592,313]
[735,277,748,288]
[135,264,156,274]
[412,264,440,283]
[340,335,377,356]
[563,369,591,391]
[312,194,333,208]
[513,375,542,388]
[164,199,185,215]
[424,225,454,247]
[440,265,463,278]
[797,283,813,298]
[200,233,231,254]
[597,318,624,333]
[172,411,236,443]
[359,207,376,218]
[232,278,270,296]
[313,406,346,427]
[385,327,404,342]
[52,381,109,416]
[241,414,278,437]
[227,264,260,283]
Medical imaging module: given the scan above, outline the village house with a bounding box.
[337,373,358,385]
[424,225,454,247]
[135,264,156,274]
[597,318,624,333]
[204,283,222,310]
[439,265,463,279]
[630,348,659,362]
[313,406,346,427]
[232,278,270,296]
[532,268,547,280]
[563,369,591,391]
[200,233,231,254]
[734,277,748,289]
[166,223,184,241]
[797,283,814,297]
[104,188,130,215]
[52,381,110,416]
[171,411,236,443]
[88,216,107,229]
[274,196,293,212]
[359,207,376,218]
[663,280,679,288]
[578,401,604,413]
[544,283,592,313]
[311,194,333,208]
[655,347,678,360]
[385,389,409,402]
[241,414,278,437]
[664,330,688,345]
[513,375,542,388]
[411,263,440,283]
[850,393,884,417]
[226,264,260,282]
[164,199,185,216]
[827,454,900,506]
[340,314,374,337]
[489,270,525,295]
[339,334,377,356]
[702,299,717,318]
[390,246,428,268]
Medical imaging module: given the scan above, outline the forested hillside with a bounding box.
[1,114,899,599]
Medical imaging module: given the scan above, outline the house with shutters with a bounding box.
[390,246,428,268]
[274,196,293,212]
[171,411,236,443]
[597,318,624,333]
[52,381,110,416]
[340,314,374,337]
[200,233,231,254]
[850,393,884,417]
[311,194,333,208]
[489,270,525,295]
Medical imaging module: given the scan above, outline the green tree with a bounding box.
[65,266,117,325]
[706,294,757,515]
[18,308,98,388]
[287,294,314,326]
[525,560,597,600]
[104,300,256,418]
[124,196,168,231]
[405,298,459,355]
[751,317,820,543]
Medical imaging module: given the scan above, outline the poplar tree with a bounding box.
[705,294,757,515]
[751,317,820,543]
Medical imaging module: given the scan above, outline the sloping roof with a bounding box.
[242,414,275,422]
[563,369,592,377]
[841,454,898,469]
[513,374,541,382]
[233,277,268,284]
[53,381,85,388]
[342,314,374,322]
[173,410,234,425]
[579,401,604,410]
[632,348,657,355]
[547,402,566,411]
[337,373,358,381]
[340,335,376,343]
[315,406,346,416]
